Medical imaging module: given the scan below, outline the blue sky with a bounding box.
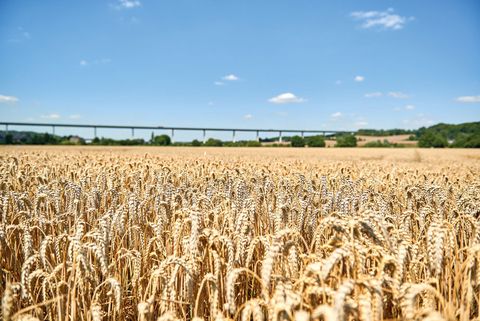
[1,0,479,141]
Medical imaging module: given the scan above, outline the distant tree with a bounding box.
[306,135,326,147]
[418,131,448,148]
[363,139,396,148]
[451,133,480,148]
[335,134,357,147]
[204,138,223,147]
[152,135,171,146]
[5,134,13,144]
[191,139,202,146]
[290,135,305,147]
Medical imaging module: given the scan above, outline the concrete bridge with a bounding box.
[0,122,353,143]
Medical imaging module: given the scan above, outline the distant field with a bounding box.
[1,146,479,320]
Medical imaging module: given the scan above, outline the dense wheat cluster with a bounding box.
[1,147,479,321]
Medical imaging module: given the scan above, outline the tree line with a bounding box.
[1,122,479,147]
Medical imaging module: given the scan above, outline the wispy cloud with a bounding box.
[354,120,368,127]
[69,114,82,119]
[364,92,382,98]
[117,0,141,9]
[335,80,342,85]
[405,104,415,110]
[351,8,413,30]
[214,81,224,86]
[244,114,253,120]
[223,74,239,81]
[403,114,434,128]
[0,95,19,104]
[268,93,306,104]
[8,27,31,43]
[331,112,343,119]
[41,113,61,120]
[456,95,480,103]
[388,91,409,99]
[80,58,111,67]
[354,75,365,82]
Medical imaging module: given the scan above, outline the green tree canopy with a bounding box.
[335,134,357,147]
[152,134,171,146]
[418,131,448,148]
[290,135,305,147]
[204,138,223,146]
[305,135,326,147]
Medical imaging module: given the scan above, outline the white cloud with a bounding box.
[223,74,239,81]
[331,112,343,119]
[41,113,60,119]
[388,91,409,99]
[117,0,141,9]
[456,95,480,103]
[364,92,382,98]
[214,81,224,86]
[244,114,253,120]
[335,80,342,85]
[405,104,415,110]
[0,95,19,104]
[80,60,88,66]
[354,75,365,82]
[268,93,306,104]
[351,8,413,30]
[69,114,81,119]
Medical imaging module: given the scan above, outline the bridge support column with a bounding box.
[256,130,260,142]
[232,130,236,143]
[279,131,282,143]
[203,129,206,144]
[323,131,326,136]
[301,131,304,138]
[131,128,135,138]
[94,127,97,138]
[5,124,8,138]
[52,126,55,135]
[171,129,175,144]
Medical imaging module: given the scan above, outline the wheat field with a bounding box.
[1,146,479,321]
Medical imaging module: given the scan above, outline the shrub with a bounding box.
[306,135,326,147]
[363,139,396,148]
[191,139,202,146]
[152,135,171,146]
[290,135,305,147]
[204,138,223,147]
[335,134,357,147]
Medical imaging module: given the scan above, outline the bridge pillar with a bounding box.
[5,124,8,137]
[279,131,282,143]
[52,125,55,135]
[301,131,304,138]
[232,130,236,143]
[94,127,97,138]
[171,129,175,144]
[131,128,135,138]
[256,130,260,142]
[203,129,206,144]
